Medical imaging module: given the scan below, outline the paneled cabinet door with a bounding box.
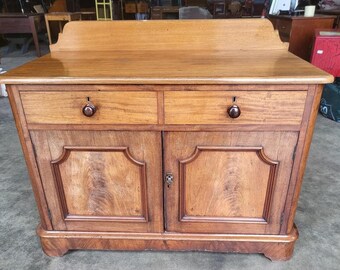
[164,132,298,234]
[30,131,163,233]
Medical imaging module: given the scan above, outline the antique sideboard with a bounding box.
[0,19,333,260]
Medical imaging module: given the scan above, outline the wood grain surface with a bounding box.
[30,131,163,233]
[21,91,158,124]
[37,224,299,261]
[181,146,277,220]
[49,19,286,52]
[164,131,298,234]
[0,19,333,85]
[0,50,333,85]
[2,19,329,260]
[164,91,307,125]
[52,147,148,221]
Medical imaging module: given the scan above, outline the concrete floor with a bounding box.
[0,44,339,270]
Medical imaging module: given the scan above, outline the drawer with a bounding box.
[21,91,158,125]
[276,20,291,36]
[164,91,307,125]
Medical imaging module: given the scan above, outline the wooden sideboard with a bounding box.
[269,15,336,61]
[0,19,333,260]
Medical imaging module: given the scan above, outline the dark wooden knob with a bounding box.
[227,104,241,118]
[82,102,96,117]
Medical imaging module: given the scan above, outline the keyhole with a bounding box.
[232,96,237,103]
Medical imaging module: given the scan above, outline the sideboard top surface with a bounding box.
[0,19,333,85]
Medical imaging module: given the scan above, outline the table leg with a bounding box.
[59,21,63,33]
[45,18,52,45]
[28,16,41,57]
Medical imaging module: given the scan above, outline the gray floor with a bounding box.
[0,44,339,270]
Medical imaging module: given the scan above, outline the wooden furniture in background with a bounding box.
[0,19,333,260]
[79,11,97,20]
[269,15,336,61]
[184,0,207,7]
[45,12,81,44]
[48,0,68,12]
[0,13,44,57]
[151,6,179,19]
[316,9,340,28]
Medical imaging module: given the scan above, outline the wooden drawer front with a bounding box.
[21,91,158,125]
[164,91,307,125]
[277,20,291,36]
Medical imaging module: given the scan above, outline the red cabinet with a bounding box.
[311,30,340,77]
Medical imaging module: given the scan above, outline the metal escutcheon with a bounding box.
[165,173,174,186]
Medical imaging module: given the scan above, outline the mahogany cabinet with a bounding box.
[0,19,333,260]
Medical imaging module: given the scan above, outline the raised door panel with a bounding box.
[164,132,298,234]
[181,146,277,221]
[30,131,163,232]
[52,147,148,221]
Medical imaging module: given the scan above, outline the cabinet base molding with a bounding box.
[37,224,299,261]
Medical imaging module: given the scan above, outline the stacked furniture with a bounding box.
[269,15,336,61]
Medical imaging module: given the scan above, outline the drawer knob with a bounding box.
[82,102,96,117]
[227,104,241,118]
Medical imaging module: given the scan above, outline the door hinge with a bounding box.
[280,212,285,225]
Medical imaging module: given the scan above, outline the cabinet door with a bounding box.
[164,132,298,234]
[30,131,163,233]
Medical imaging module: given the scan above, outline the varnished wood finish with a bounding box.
[13,84,311,91]
[179,146,278,220]
[0,20,333,85]
[284,85,324,234]
[0,20,332,260]
[49,19,287,52]
[6,86,53,230]
[164,131,298,234]
[37,224,299,261]
[51,147,148,221]
[21,91,158,124]
[0,50,333,85]
[164,91,307,125]
[30,131,163,232]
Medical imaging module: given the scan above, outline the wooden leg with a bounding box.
[45,19,52,45]
[59,21,63,34]
[28,16,41,57]
[263,242,295,261]
[40,237,69,257]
